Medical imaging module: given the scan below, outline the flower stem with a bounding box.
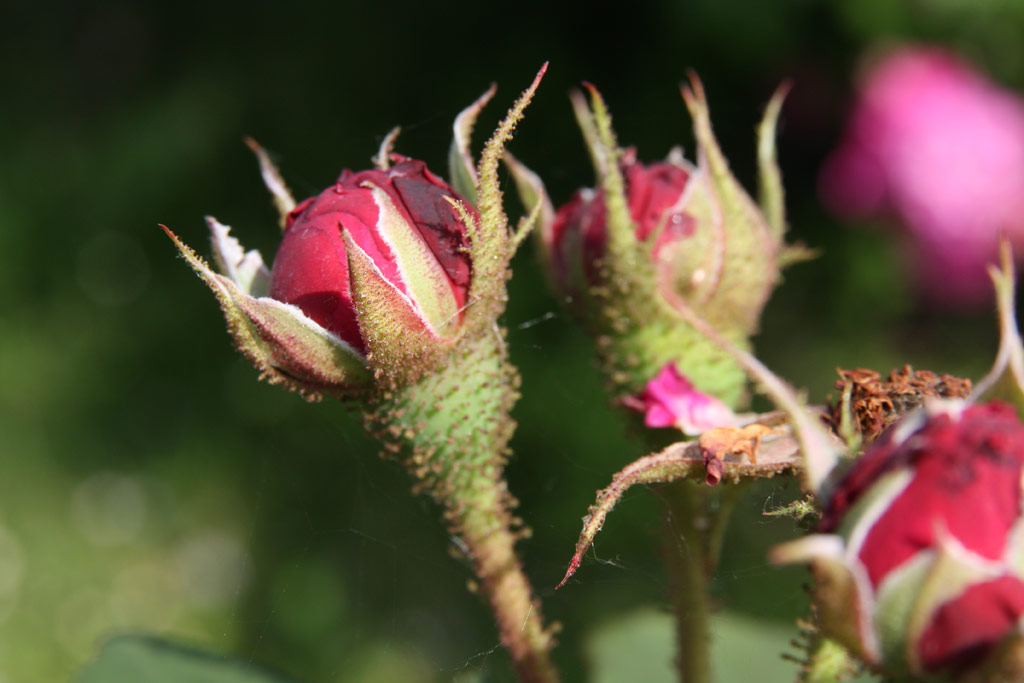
[364,333,558,681]
[456,481,559,683]
[659,480,741,683]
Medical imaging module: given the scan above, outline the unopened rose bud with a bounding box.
[548,151,697,303]
[774,400,1024,679]
[270,156,476,355]
[538,78,801,409]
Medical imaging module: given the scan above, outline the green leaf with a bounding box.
[585,608,802,683]
[75,635,295,683]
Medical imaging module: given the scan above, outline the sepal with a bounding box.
[342,230,454,386]
[243,138,296,229]
[163,224,371,399]
[362,181,462,338]
[972,238,1024,416]
[502,150,552,249]
[680,74,780,333]
[448,84,496,205]
[208,216,271,297]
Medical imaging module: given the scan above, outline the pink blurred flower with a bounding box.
[820,46,1024,306]
[623,363,738,436]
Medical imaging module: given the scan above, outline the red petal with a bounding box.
[918,575,1024,673]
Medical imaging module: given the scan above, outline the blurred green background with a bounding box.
[2,1,1021,681]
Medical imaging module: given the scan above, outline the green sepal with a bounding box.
[243,138,296,230]
[973,239,1024,416]
[836,468,913,544]
[756,83,789,241]
[362,180,461,338]
[467,63,547,327]
[581,83,640,279]
[163,224,371,400]
[342,230,453,387]
[680,74,779,335]
[562,423,803,588]
[569,88,609,180]
[208,215,271,297]
[773,534,880,666]
[448,84,496,205]
[501,150,552,249]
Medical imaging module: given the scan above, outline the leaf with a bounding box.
[75,635,295,683]
[584,608,803,683]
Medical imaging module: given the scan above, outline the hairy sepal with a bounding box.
[343,230,454,387]
[502,150,552,249]
[681,73,779,334]
[163,225,370,399]
[363,181,461,338]
[973,239,1024,416]
[467,63,547,327]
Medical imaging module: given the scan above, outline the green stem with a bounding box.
[456,482,559,683]
[660,480,739,683]
[365,333,558,682]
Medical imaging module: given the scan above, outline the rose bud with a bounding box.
[162,147,478,398]
[269,156,475,356]
[538,77,806,410]
[773,400,1024,679]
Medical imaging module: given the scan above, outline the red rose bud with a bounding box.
[163,149,479,399]
[773,401,1024,678]
[539,78,799,410]
[165,67,549,400]
[270,156,475,355]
